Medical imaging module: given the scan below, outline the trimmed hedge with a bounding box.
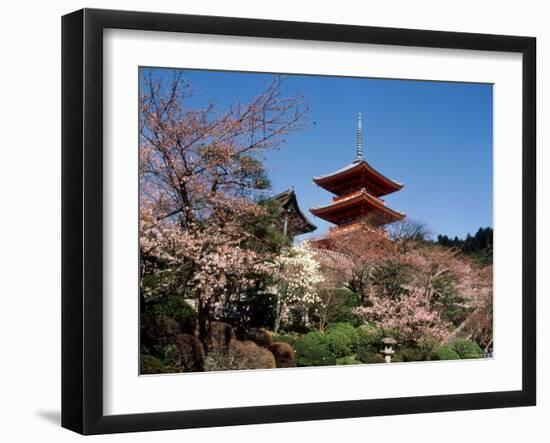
[271,342,296,368]
[432,346,461,361]
[325,330,354,357]
[449,339,484,359]
[326,322,361,351]
[294,332,336,367]
[396,346,428,362]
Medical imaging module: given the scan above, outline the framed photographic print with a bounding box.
[61,8,536,435]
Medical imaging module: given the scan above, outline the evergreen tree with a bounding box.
[436,227,493,264]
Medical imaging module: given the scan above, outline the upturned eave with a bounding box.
[310,189,405,224]
[313,160,403,197]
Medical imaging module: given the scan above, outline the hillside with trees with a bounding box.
[437,227,493,264]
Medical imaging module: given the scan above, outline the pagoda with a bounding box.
[310,114,405,235]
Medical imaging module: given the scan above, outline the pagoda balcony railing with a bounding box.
[331,189,386,205]
[329,222,381,235]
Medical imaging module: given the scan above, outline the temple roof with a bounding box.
[310,189,405,225]
[313,159,403,197]
[270,189,317,236]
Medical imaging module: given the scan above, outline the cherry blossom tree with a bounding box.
[354,289,452,343]
[441,264,493,347]
[139,71,307,227]
[139,70,308,343]
[312,224,400,303]
[272,242,325,333]
[313,223,492,345]
[400,244,492,307]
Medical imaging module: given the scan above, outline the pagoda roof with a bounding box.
[270,189,317,235]
[310,189,405,225]
[313,159,403,197]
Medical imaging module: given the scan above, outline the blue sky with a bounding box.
[140,67,493,240]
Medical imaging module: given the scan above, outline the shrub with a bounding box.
[296,331,325,347]
[325,331,354,357]
[204,339,276,371]
[140,354,179,374]
[272,334,297,347]
[270,342,296,368]
[356,344,379,363]
[336,355,361,365]
[294,332,336,367]
[242,328,273,349]
[205,321,236,353]
[173,333,205,372]
[432,346,460,361]
[165,297,197,333]
[450,339,484,359]
[366,354,386,364]
[391,353,403,363]
[396,346,428,362]
[356,323,383,347]
[140,313,179,354]
[140,295,198,363]
[204,349,243,371]
[143,295,196,334]
[326,322,361,351]
[232,340,276,369]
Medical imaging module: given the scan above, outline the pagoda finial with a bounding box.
[356,112,363,161]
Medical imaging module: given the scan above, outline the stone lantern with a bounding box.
[380,337,397,363]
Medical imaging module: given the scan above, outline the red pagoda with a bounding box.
[310,114,405,235]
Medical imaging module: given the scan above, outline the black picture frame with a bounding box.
[62,8,536,435]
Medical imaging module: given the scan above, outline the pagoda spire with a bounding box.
[356,112,363,161]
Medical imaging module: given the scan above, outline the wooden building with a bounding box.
[270,188,317,240]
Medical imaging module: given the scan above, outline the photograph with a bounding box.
[138,66,494,374]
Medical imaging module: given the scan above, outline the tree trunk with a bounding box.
[274,299,286,334]
[195,299,210,344]
[318,292,331,333]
